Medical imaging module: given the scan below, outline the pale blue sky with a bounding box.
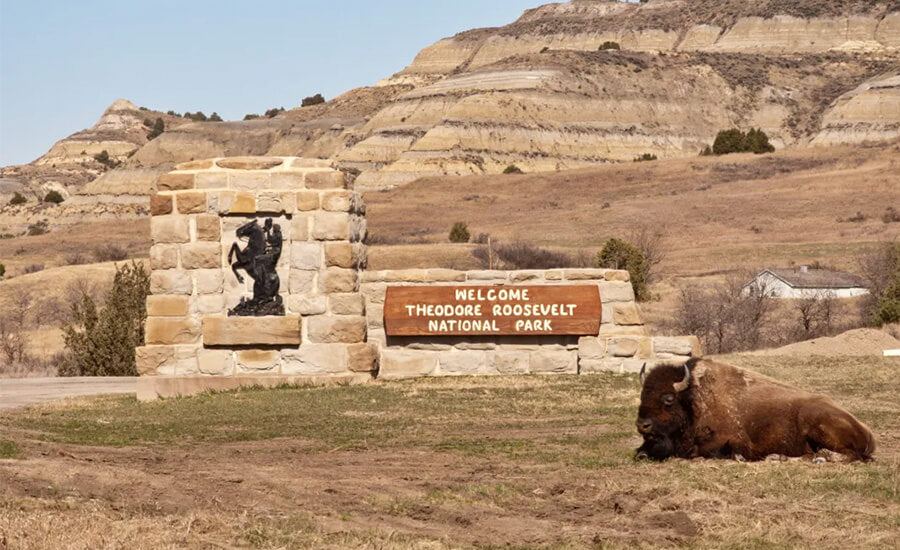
[0,0,550,166]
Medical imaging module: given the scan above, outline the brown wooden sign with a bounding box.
[384,285,601,336]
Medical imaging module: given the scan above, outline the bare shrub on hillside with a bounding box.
[0,291,33,367]
[858,241,900,325]
[473,241,577,270]
[627,225,667,284]
[93,244,129,262]
[793,291,841,339]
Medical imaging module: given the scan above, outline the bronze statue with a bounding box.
[227,218,284,316]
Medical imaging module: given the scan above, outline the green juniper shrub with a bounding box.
[0,263,5,278]
[9,192,26,206]
[598,41,621,50]
[27,220,49,236]
[633,153,657,162]
[710,128,774,155]
[596,238,649,301]
[43,190,64,204]
[265,107,285,118]
[148,117,165,139]
[449,222,471,243]
[301,94,325,107]
[503,164,524,174]
[59,261,149,376]
[244,113,261,120]
[209,112,223,122]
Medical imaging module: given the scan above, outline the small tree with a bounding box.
[265,107,285,118]
[597,238,648,301]
[301,94,325,107]
[858,242,900,325]
[148,117,165,139]
[598,41,621,50]
[43,190,64,204]
[711,128,774,155]
[503,164,524,174]
[94,150,110,164]
[60,261,149,376]
[244,113,261,120]
[9,192,26,205]
[633,153,657,162]
[795,291,839,338]
[209,112,223,122]
[449,222,470,243]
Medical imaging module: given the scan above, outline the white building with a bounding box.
[744,267,869,299]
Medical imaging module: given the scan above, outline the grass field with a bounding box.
[1,355,898,549]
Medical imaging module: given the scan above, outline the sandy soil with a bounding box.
[755,327,900,356]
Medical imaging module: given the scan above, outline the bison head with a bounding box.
[635,360,694,461]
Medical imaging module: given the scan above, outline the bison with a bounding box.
[635,358,875,462]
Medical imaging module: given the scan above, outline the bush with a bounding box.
[27,220,48,236]
[93,244,128,262]
[9,192,26,205]
[94,150,110,164]
[185,111,207,122]
[596,238,648,300]
[65,253,88,265]
[0,263,5,278]
[449,222,470,243]
[148,117,165,139]
[244,113,261,120]
[209,112,223,122]
[301,94,325,107]
[882,207,900,223]
[710,128,774,155]
[265,107,285,118]
[503,164,524,174]
[59,261,149,376]
[22,263,44,274]
[598,41,621,50]
[43,190,64,204]
[858,242,900,326]
[633,153,657,162]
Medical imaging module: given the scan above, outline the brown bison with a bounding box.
[635,358,875,461]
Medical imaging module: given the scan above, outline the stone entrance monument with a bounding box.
[137,156,699,400]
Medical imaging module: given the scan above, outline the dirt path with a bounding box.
[0,377,136,410]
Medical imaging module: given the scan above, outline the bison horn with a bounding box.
[639,362,647,385]
[672,363,691,393]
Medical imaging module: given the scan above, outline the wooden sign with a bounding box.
[384,285,601,336]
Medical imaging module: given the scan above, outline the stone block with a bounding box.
[578,336,607,361]
[312,211,350,240]
[198,349,233,376]
[217,157,283,170]
[622,359,648,374]
[157,172,195,191]
[361,282,386,304]
[438,350,490,375]
[193,172,229,190]
[319,267,357,293]
[290,212,310,241]
[296,190,319,211]
[580,357,624,374]
[426,269,466,282]
[290,242,321,270]
[454,341,497,350]
[150,270,192,295]
[150,194,173,216]
[605,270,630,282]
[307,315,366,343]
[324,242,354,268]
[257,191,295,214]
[320,190,353,211]
[211,191,255,214]
[545,270,563,280]
[268,172,306,189]
[510,271,542,282]
[195,215,220,241]
[181,242,221,269]
[149,244,179,270]
[598,324,648,337]
[598,281,635,303]
[176,191,207,214]
[202,316,302,346]
[330,293,365,315]
[282,344,349,375]
[349,192,365,215]
[352,243,368,270]
[489,351,530,374]
[147,295,189,317]
[136,345,175,376]
[613,303,643,325]
[564,269,607,280]
[194,269,224,294]
[347,343,377,373]
[151,216,190,244]
[287,294,327,315]
[236,349,280,373]
[366,302,384,329]
[608,337,640,357]
[384,270,426,282]
[530,350,577,374]
[196,294,226,315]
[289,269,316,294]
[175,159,213,170]
[305,170,344,189]
[379,349,438,380]
[174,345,200,375]
[229,172,271,191]
[466,270,507,281]
[145,317,200,345]
[653,336,693,356]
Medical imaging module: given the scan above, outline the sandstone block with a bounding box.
[653,336,695,356]
[453,341,497,350]
[320,190,352,212]
[198,349,233,376]
[564,269,607,280]
[174,345,200,375]
[236,349,280,373]
[287,294,327,315]
[211,191,255,214]
[147,295,189,317]
[307,315,366,343]
[257,191,296,214]
[598,324,649,337]
[608,337,639,357]
[150,194,173,216]
[229,173,271,191]
[289,269,316,294]
[360,271,385,283]
[580,357,624,374]
[530,350,577,374]
[438,350,490,375]
[319,267,357,293]
[347,343,378,373]
[181,242,221,269]
[145,317,200,345]
[149,244,178,270]
[135,345,175,376]
[290,242,321,270]
[622,359,648,374]
[268,172,306,189]
[466,270,508,281]
[175,159,213,170]
[578,336,607,360]
[291,213,310,241]
[202,316,301,346]
[195,215,220,241]
[426,269,466,282]
[605,270,630,282]
[324,242,354,268]
[510,271,542,282]
[151,216,189,244]
[196,294,226,315]
[217,157,283,170]
[330,293,365,315]
[282,344,349,375]
[150,270,192,295]
[379,350,438,380]
[361,282,386,304]
[296,190,319,211]
[176,191,207,214]
[613,303,643,325]
[194,172,228,190]
[194,269,224,294]
[599,281,635,303]
[312,211,350,240]
[366,302,384,329]
[157,172,194,191]
[489,351,530,374]
[305,170,344,189]
[545,270,563,280]
[384,270,426,282]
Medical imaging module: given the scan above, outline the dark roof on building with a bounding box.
[763,268,866,289]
